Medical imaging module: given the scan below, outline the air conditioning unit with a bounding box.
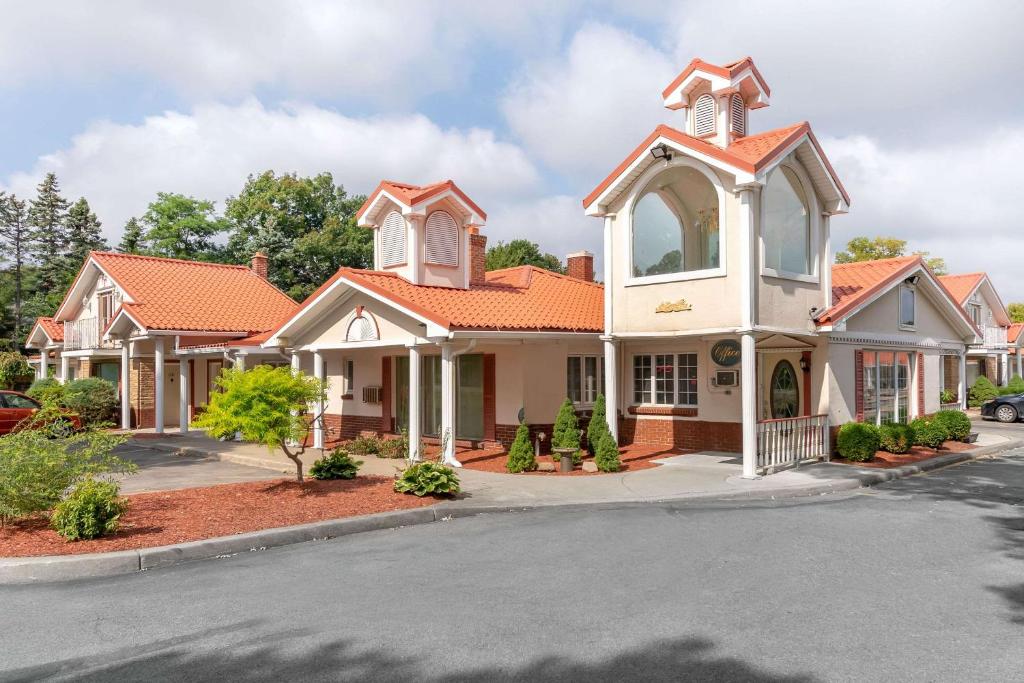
[712,370,739,387]
[362,385,382,404]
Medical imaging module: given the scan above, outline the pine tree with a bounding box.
[505,422,536,473]
[594,431,622,473]
[118,217,146,254]
[28,173,71,292]
[552,397,582,464]
[0,193,31,338]
[65,197,107,265]
[587,393,607,455]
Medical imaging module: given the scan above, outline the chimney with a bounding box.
[251,251,269,279]
[469,230,487,286]
[566,250,594,282]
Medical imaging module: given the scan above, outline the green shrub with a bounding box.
[939,389,957,405]
[587,394,607,455]
[51,478,127,541]
[836,422,880,462]
[505,423,536,473]
[932,410,972,441]
[879,422,915,454]
[0,352,33,390]
[309,449,362,480]
[594,431,622,472]
[552,398,582,464]
[910,417,946,449]
[1007,375,1024,394]
[26,377,65,406]
[377,431,408,459]
[394,461,460,497]
[62,377,119,427]
[968,376,998,407]
[345,435,382,455]
[0,427,131,524]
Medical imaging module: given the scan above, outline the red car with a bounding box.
[0,390,82,436]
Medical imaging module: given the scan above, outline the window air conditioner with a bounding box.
[362,386,382,404]
[712,370,739,387]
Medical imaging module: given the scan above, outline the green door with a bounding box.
[457,354,484,440]
[394,353,484,440]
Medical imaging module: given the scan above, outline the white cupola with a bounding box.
[661,57,771,148]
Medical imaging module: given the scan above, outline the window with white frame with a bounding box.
[899,285,916,329]
[861,350,913,424]
[567,355,603,405]
[763,166,811,276]
[968,302,982,326]
[694,94,716,137]
[380,210,406,267]
[633,353,698,406]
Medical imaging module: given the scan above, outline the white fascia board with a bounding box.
[663,71,730,109]
[357,190,411,227]
[104,307,148,339]
[409,189,483,226]
[53,257,135,322]
[760,135,848,214]
[979,278,1012,326]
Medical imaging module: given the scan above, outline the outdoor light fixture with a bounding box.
[649,143,673,162]
[800,357,810,372]
[904,275,920,286]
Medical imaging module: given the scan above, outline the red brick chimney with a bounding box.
[251,251,269,279]
[469,230,487,286]
[566,250,594,282]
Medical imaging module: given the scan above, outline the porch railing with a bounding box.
[983,325,1008,348]
[756,414,830,474]
[63,317,117,351]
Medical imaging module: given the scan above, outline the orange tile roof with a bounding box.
[88,252,298,334]
[937,273,986,305]
[356,179,487,222]
[817,256,921,325]
[296,266,603,333]
[30,317,64,343]
[661,57,771,99]
[1009,323,1023,344]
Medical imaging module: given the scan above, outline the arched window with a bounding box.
[346,314,378,342]
[770,360,799,418]
[631,165,719,278]
[424,210,459,266]
[763,166,811,275]
[380,211,406,267]
[730,94,745,136]
[694,94,716,137]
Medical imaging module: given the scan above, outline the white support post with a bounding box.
[154,337,165,434]
[407,345,422,462]
[179,357,190,434]
[603,337,618,443]
[121,341,131,430]
[291,351,301,375]
[59,353,69,385]
[440,342,461,466]
[1000,354,1009,387]
[1017,349,1022,380]
[959,349,968,410]
[741,331,758,479]
[313,350,325,450]
[39,349,48,379]
[235,354,246,371]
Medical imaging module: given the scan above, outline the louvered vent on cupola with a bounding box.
[730,94,745,136]
[694,94,716,137]
[424,210,459,266]
[380,210,406,267]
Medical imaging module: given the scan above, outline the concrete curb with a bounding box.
[5,438,1018,585]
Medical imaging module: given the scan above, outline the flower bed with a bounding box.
[0,476,435,558]
[832,440,976,469]
[459,445,678,475]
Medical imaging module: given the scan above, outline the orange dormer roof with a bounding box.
[662,56,771,101]
[1009,323,1023,344]
[937,273,986,305]
[356,179,487,224]
[25,317,64,347]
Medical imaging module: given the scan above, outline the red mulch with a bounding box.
[459,445,682,475]
[832,440,976,469]
[0,476,435,558]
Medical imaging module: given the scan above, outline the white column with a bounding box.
[741,332,758,479]
[407,345,422,461]
[737,187,756,329]
[39,349,48,379]
[179,357,190,434]
[959,349,968,410]
[440,342,460,466]
[291,351,301,375]
[59,353,69,385]
[121,341,131,429]
[234,354,246,371]
[1000,354,1009,386]
[313,350,325,449]
[603,337,618,443]
[1017,349,1022,380]
[154,337,165,434]
[407,214,424,285]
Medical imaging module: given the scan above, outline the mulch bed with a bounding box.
[459,446,680,475]
[832,440,976,469]
[0,476,436,558]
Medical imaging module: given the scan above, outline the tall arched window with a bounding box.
[763,166,811,275]
[424,210,459,266]
[730,94,745,136]
[631,165,720,278]
[770,360,799,418]
[380,211,406,267]
[694,94,716,137]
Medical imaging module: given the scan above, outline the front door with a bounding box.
[394,353,484,440]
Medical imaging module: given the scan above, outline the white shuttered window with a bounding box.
[730,94,745,136]
[694,94,716,137]
[424,210,459,266]
[380,211,406,267]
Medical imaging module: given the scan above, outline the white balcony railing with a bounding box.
[756,414,830,474]
[983,325,1007,348]
[63,317,118,351]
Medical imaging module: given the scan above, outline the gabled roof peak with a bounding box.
[356,178,486,226]
[662,56,771,111]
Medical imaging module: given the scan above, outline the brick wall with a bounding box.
[131,358,155,428]
[321,413,385,442]
[620,417,742,452]
[469,234,487,285]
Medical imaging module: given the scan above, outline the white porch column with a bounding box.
[313,350,325,449]
[1017,349,1022,380]
[407,344,422,461]
[121,341,131,429]
[235,353,246,371]
[291,351,301,375]
[39,349,48,379]
[741,332,758,479]
[1000,354,1009,386]
[959,349,968,410]
[179,357,190,434]
[440,342,461,466]
[154,337,165,434]
[602,337,619,443]
[59,353,69,385]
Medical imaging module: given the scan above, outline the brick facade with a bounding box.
[566,251,594,282]
[469,233,487,286]
[620,417,742,452]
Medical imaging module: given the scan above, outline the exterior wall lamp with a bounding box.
[799,356,810,372]
[650,143,673,162]
[904,275,920,286]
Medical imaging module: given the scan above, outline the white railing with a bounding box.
[756,414,830,474]
[63,317,117,350]
[983,325,1007,348]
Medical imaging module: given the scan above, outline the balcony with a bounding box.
[982,325,1007,349]
[63,318,119,351]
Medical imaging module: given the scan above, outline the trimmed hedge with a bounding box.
[969,376,998,408]
[836,422,880,462]
[910,417,946,449]
[932,409,971,442]
[879,422,915,454]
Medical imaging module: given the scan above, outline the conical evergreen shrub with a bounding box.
[552,398,582,464]
[506,423,536,473]
[594,431,621,472]
[587,394,607,455]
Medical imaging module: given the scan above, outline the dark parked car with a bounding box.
[981,394,1024,423]
[0,390,81,436]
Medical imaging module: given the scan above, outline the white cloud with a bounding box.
[486,195,600,269]
[501,23,676,181]
[0,99,542,240]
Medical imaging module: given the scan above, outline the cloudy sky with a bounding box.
[2,1,1022,300]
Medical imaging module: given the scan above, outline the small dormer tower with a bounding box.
[661,57,771,148]
[356,179,487,289]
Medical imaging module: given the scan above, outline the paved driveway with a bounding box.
[113,445,284,494]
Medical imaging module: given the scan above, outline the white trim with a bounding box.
[759,159,820,281]
[898,284,917,332]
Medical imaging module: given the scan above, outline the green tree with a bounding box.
[1008,303,1024,324]
[224,171,371,299]
[587,393,607,455]
[505,422,536,473]
[117,217,146,254]
[28,173,71,293]
[191,365,328,482]
[835,235,946,274]
[65,197,108,264]
[0,193,31,338]
[485,239,564,273]
[141,192,228,259]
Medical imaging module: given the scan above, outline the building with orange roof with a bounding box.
[1009,323,1023,380]
[937,272,1013,386]
[25,251,298,431]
